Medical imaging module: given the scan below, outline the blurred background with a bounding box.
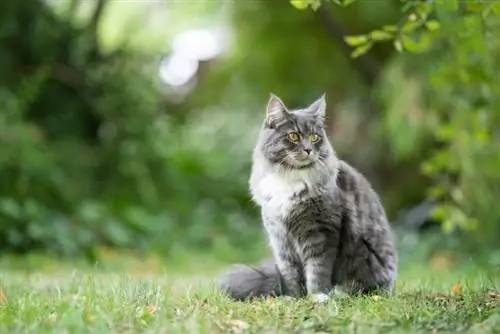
[0,0,499,273]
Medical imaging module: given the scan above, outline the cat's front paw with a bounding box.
[310,293,329,304]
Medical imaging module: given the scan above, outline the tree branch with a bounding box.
[88,0,106,33]
[314,4,381,87]
[87,0,107,61]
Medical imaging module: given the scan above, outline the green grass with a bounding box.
[0,255,499,334]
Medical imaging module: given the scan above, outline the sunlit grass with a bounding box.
[0,253,498,333]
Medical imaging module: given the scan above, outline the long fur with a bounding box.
[218,258,283,301]
[218,94,397,301]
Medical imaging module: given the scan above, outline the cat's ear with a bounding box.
[266,93,288,128]
[308,93,327,122]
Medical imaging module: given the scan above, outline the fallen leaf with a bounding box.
[146,305,157,315]
[488,291,500,300]
[451,283,462,294]
[0,288,6,303]
[371,295,382,301]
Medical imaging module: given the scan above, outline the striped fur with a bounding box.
[219,94,397,301]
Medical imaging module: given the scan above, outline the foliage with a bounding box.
[290,0,500,247]
[1,0,499,258]
[226,0,420,216]
[0,0,260,258]
[414,6,500,246]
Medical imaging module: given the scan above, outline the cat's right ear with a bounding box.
[266,93,288,128]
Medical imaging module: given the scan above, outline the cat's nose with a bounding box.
[304,148,312,155]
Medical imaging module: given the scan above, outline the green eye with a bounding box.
[310,133,320,142]
[287,132,300,142]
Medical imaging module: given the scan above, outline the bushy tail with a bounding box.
[218,258,283,301]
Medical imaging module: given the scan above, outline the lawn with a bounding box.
[0,253,499,333]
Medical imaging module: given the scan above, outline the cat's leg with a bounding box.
[263,215,304,298]
[275,250,303,298]
[303,245,336,303]
[346,237,397,296]
[268,234,303,298]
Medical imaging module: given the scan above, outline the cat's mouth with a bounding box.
[293,161,315,169]
[284,155,317,169]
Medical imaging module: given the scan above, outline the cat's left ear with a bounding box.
[308,93,327,122]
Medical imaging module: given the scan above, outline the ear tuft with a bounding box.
[266,93,288,127]
[309,93,327,121]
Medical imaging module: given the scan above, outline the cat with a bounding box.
[218,93,397,302]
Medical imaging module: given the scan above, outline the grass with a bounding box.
[0,253,499,333]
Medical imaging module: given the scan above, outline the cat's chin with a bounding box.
[285,159,316,170]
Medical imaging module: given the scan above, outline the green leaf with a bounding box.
[350,41,374,58]
[425,20,441,31]
[428,186,446,199]
[415,2,432,16]
[383,25,398,33]
[344,35,369,47]
[393,39,403,52]
[402,21,421,33]
[370,30,394,41]
[290,0,309,10]
[341,0,356,6]
[309,0,322,11]
[401,34,432,53]
[431,204,448,222]
[332,0,356,7]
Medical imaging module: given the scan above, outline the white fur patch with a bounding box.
[311,293,329,303]
[251,168,317,219]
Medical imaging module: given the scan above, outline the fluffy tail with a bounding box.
[218,258,283,301]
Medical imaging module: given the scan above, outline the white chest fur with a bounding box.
[250,169,314,219]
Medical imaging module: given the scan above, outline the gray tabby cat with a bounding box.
[219,94,397,302]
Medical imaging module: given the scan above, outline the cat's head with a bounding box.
[256,93,333,170]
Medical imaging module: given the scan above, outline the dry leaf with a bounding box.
[451,283,462,294]
[488,291,500,300]
[371,295,381,301]
[0,288,6,303]
[146,305,157,315]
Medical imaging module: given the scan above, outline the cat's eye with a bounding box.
[310,133,320,142]
[287,132,300,142]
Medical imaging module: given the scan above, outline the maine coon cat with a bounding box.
[219,94,397,302]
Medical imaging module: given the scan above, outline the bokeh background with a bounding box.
[1,0,499,272]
